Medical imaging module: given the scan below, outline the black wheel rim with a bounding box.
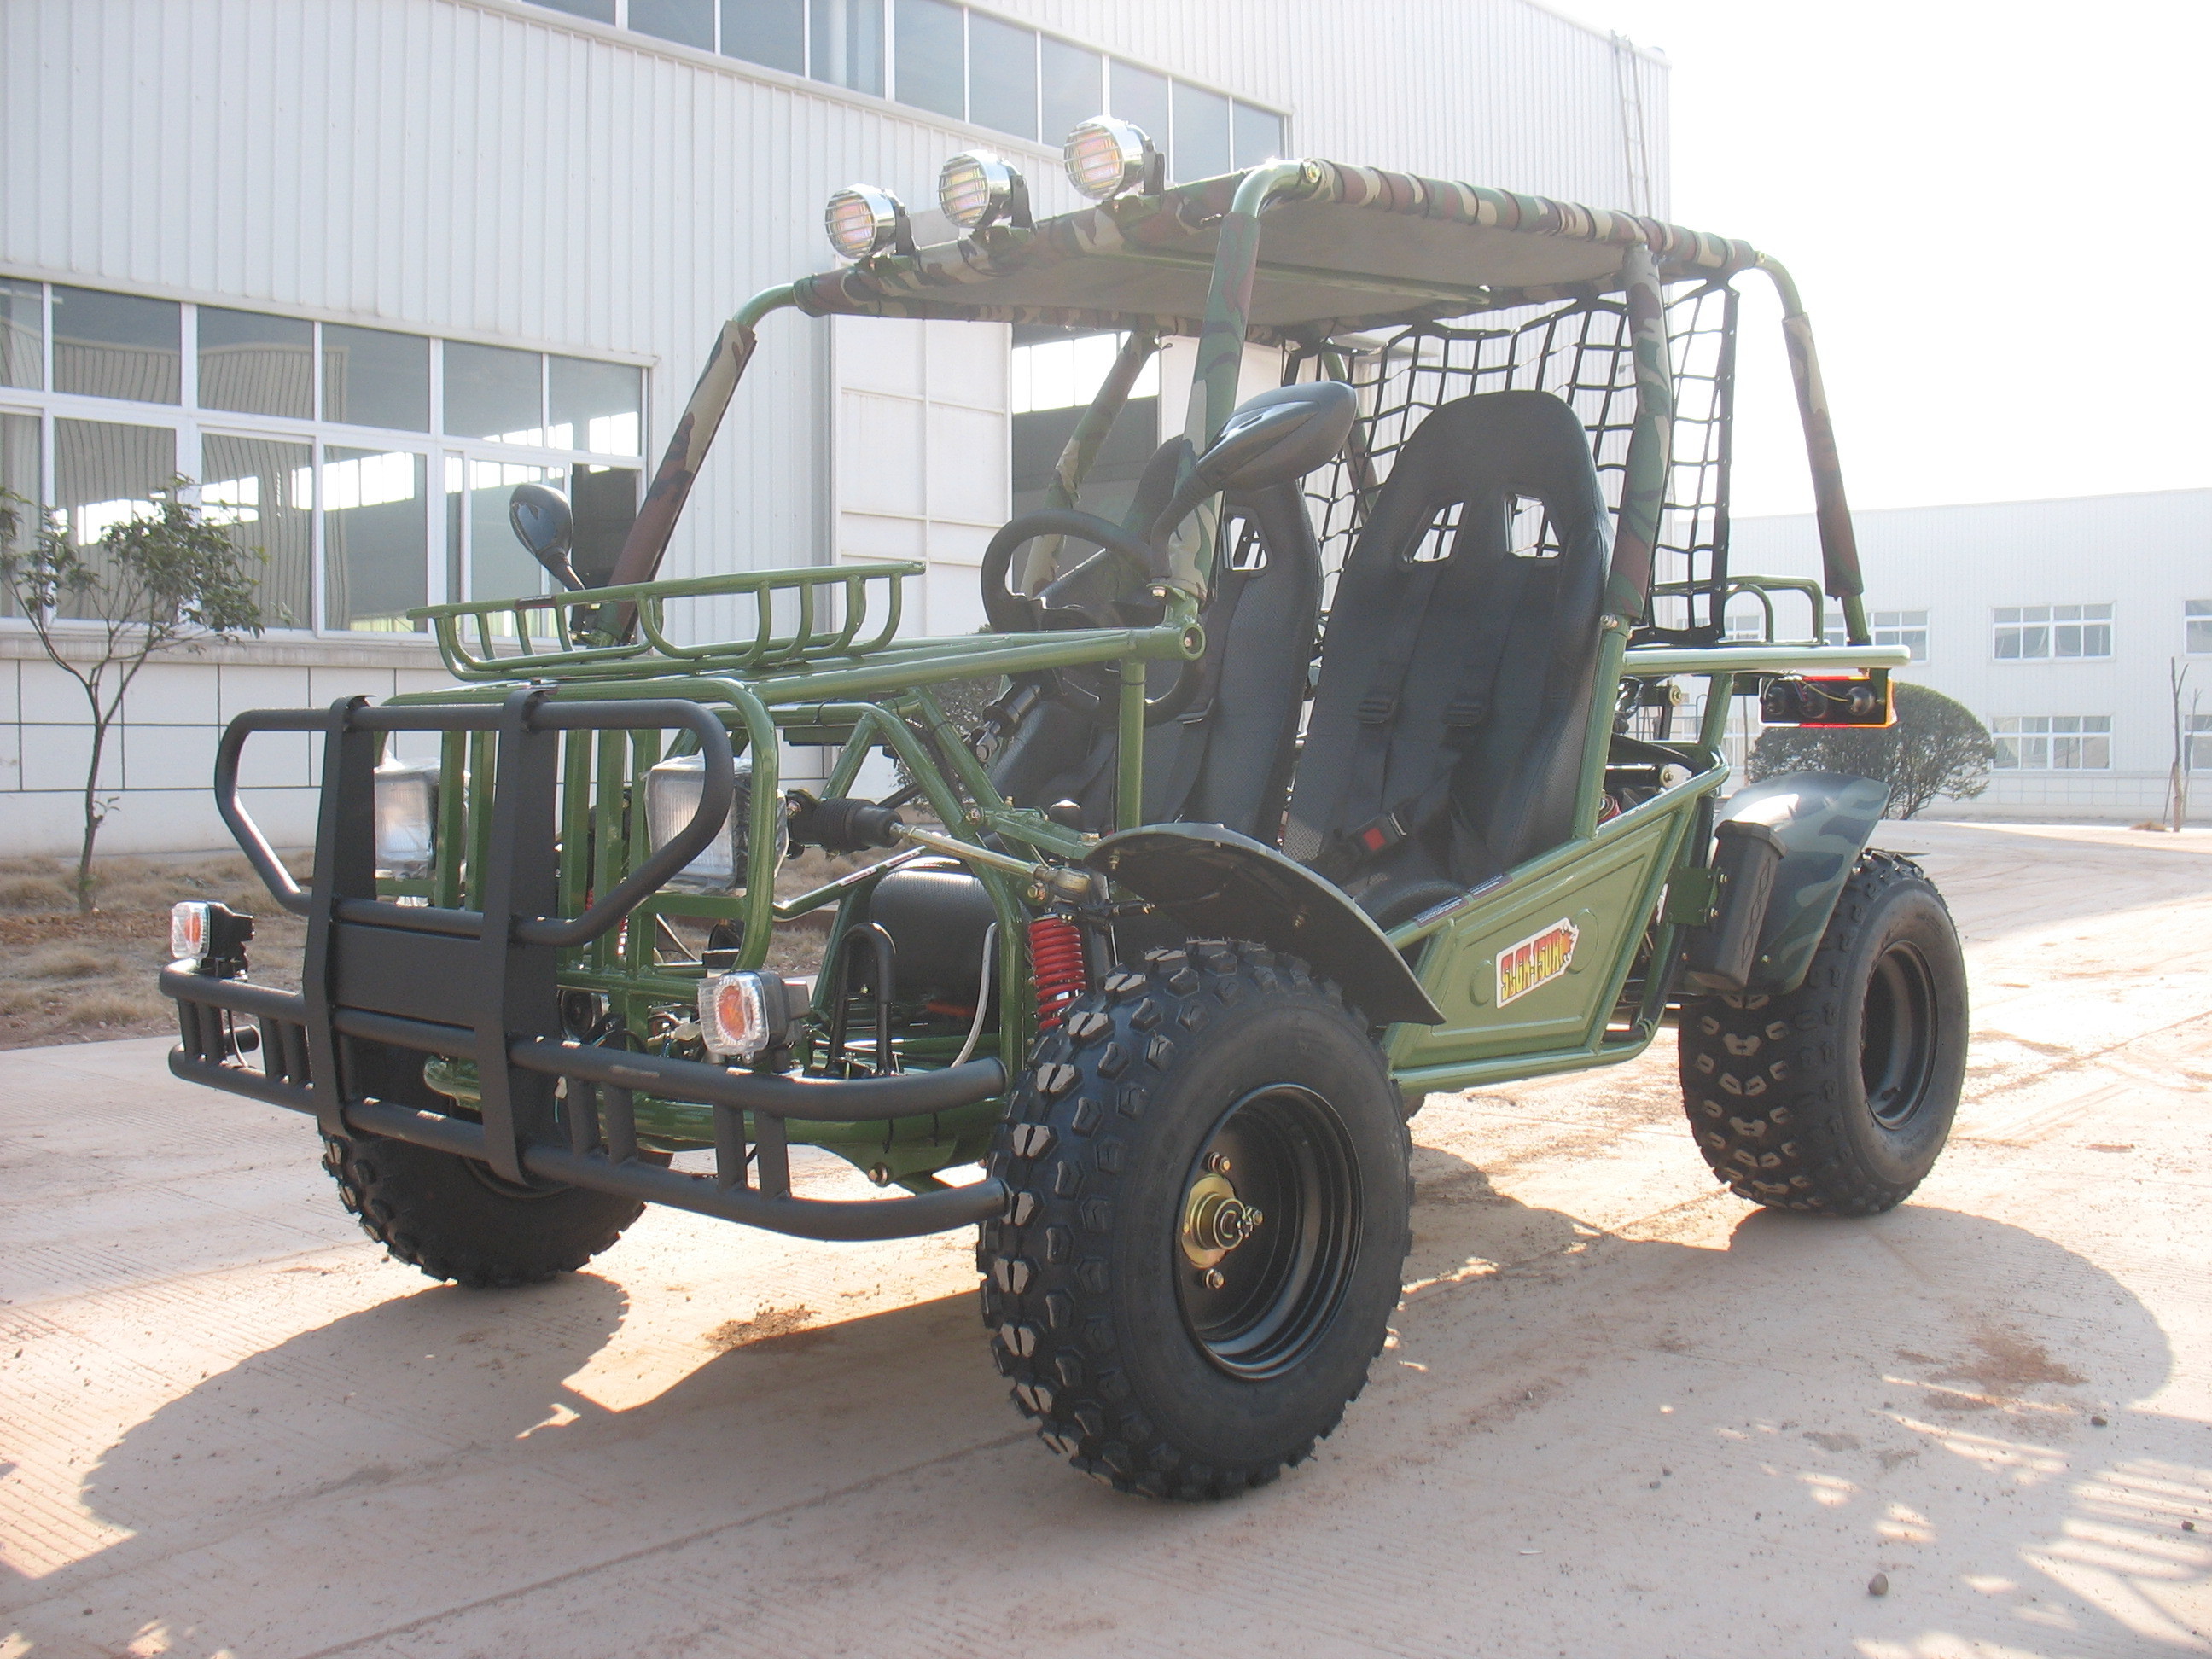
[1174,1085,1361,1381]
[1861,940,1939,1129]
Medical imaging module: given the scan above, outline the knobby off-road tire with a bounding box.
[321,1131,645,1289]
[1678,850,1966,1215]
[980,940,1411,1499]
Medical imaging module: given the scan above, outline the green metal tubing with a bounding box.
[1622,642,1908,677]
[1755,256,1867,640]
[1116,660,1146,831]
[1571,622,1633,838]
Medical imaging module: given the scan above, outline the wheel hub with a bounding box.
[1180,1167,1264,1273]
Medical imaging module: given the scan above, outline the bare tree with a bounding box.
[1748,681,1994,820]
[0,482,263,911]
[2168,659,2200,833]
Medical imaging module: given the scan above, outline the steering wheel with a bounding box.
[978,510,1202,726]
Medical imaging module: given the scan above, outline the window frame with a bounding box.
[0,278,647,639]
[1990,713,2113,771]
[1992,602,2113,662]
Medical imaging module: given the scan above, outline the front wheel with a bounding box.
[981,940,1411,1499]
[1678,850,1967,1215]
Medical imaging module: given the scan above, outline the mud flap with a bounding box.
[1713,771,1891,994]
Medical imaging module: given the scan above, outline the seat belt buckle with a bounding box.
[1441,696,1488,729]
[1355,695,1398,725]
[1349,806,1411,858]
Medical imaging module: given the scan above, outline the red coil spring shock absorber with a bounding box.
[1028,916,1087,1033]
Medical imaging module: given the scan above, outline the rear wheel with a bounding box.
[981,940,1410,1499]
[1678,851,1966,1214]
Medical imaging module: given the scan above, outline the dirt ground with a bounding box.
[0,847,870,1051]
[3,821,2210,1658]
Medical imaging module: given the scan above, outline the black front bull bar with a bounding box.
[162,689,1009,1243]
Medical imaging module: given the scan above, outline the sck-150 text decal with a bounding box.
[1496,917,1580,1006]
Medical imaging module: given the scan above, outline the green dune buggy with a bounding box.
[161,125,1967,1499]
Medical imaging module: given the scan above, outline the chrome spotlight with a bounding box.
[1063,116,1157,200]
[938,150,1032,231]
[824,184,912,260]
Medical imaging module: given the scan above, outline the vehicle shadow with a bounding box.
[14,1138,2197,1659]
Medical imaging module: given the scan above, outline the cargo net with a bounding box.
[1286,282,1736,645]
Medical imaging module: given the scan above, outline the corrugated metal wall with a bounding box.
[0,0,1665,850]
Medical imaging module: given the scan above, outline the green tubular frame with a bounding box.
[364,161,1909,1182]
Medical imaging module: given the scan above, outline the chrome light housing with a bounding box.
[645,752,777,892]
[696,969,802,1062]
[169,899,253,976]
[373,755,439,878]
[938,150,1029,230]
[824,183,911,260]
[1062,116,1155,200]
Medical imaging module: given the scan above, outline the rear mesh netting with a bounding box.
[1285,282,1735,646]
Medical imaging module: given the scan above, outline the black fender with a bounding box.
[1713,771,1892,993]
[1084,824,1446,1027]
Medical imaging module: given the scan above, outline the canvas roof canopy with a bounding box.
[791,160,1761,341]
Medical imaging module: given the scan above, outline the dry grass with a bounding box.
[0,844,877,1051]
[0,853,310,1051]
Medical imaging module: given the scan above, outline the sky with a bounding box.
[1555,0,2210,518]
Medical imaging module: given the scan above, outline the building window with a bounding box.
[1010,328,1159,527]
[0,280,645,636]
[1994,603,2111,660]
[550,0,1287,176]
[1992,715,2111,771]
[1823,608,1928,660]
[2187,599,2212,655]
[2191,713,2212,771]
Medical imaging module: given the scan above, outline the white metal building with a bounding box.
[0,0,1666,855]
[1731,489,2212,822]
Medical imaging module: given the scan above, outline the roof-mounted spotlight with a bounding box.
[1062,116,1161,201]
[938,150,1033,232]
[824,184,913,261]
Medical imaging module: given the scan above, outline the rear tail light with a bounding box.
[170,900,254,977]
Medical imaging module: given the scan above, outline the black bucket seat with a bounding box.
[1281,389,1609,922]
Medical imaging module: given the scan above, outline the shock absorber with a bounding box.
[1027,915,1087,1033]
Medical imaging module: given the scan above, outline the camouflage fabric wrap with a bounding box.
[789,160,1759,338]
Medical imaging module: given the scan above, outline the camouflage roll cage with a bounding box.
[166,156,1910,1240]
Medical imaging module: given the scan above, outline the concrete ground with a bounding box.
[3,822,2210,1658]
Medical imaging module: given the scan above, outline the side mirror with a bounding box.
[509,482,581,591]
[1197,380,1359,493]
[1145,381,1357,560]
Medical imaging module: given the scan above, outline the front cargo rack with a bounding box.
[414,561,919,682]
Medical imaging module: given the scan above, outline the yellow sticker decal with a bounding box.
[1496,917,1580,1007]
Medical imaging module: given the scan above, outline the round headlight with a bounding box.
[824,184,909,261]
[938,150,1028,230]
[1062,116,1155,201]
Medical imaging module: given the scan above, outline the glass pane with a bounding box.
[895,0,963,117]
[197,306,313,421]
[322,447,428,631]
[469,457,566,602]
[1109,60,1168,151]
[1039,37,1103,149]
[968,13,1037,140]
[0,278,41,389]
[534,0,614,19]
[1233,102,1284,167]
[632,0,714,49]
[722,0,804,72]
[323,325,429,431]
[201,433,312,630]
[444,341,544,444]
[53,420,175,621]
[0,412,39,618]
[549,356,643,456]
[1171,82,1231,180]
[571,463,640,588]
[52,287,181,404]
[812,0,882,94]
